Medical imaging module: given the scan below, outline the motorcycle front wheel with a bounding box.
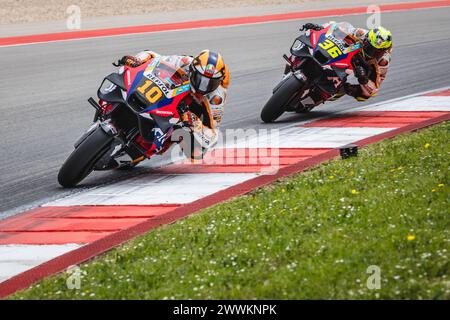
[260,75,305,123]
[58,126,114,188]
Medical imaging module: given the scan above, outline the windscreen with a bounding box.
[148,61,189,90]
[327,22,358,46]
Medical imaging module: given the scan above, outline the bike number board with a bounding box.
[137,80,164,104]
[137,73,171,105]
[318,39,343,59]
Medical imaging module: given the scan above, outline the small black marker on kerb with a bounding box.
[340,144,358,159]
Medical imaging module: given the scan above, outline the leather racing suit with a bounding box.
[119,50,229,160]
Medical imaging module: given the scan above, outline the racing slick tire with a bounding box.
[58,126,114,188]
[260,75,305,123]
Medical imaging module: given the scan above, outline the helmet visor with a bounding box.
[191,72,221,94]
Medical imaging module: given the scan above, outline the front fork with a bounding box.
[284,55,340,109]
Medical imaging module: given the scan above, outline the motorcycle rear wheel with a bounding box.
[58,126,114,188]
[260,75,305,123]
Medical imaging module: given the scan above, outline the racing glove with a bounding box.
[112,55,141,67]
[176,102,192,129]
[354,65,368,85]
[352,54,369,85]
[300,23,324,31]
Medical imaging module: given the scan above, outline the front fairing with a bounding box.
[290,34,312,58]
[125,57,191,119]
[314,24,361,71]
[292,23,362,81]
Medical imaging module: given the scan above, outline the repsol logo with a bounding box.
[326,34,346,52]
[145,73,170,96]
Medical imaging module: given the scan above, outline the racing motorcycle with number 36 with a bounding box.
[58,57,192,187]
[260,22,362,122]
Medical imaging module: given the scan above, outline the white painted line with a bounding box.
[1,5,447,49]
[222,127,392,149]
[357,96,450,112]
[0,244,81,283]
[44,173,258,206]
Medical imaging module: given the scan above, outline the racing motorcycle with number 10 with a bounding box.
[57,57,193,187]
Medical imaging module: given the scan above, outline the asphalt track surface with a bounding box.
[1,7,450,216]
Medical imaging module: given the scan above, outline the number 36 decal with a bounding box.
[318,39,343,58]
[137,80,163,104]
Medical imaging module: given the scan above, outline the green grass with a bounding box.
[13,122,450,300]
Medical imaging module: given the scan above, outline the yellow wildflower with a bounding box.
[407,235,415,241]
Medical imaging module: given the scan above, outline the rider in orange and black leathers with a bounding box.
[116,49,230,160]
